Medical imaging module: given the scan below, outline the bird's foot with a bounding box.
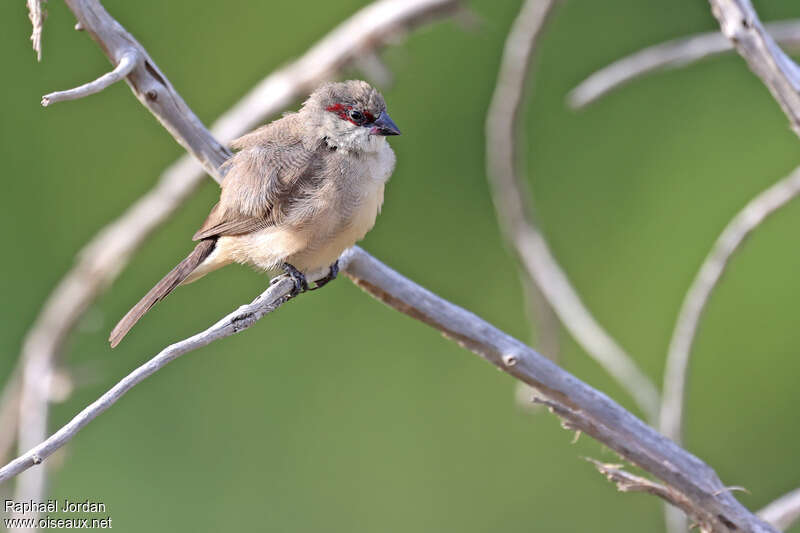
[311,260,339,290]
[281,263,308,298]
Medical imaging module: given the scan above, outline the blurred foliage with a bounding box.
[2,0,800,531]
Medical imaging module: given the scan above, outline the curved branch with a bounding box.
[41,49,138,106]
[661,166,800,444]
[709,0,800,138]
[569,20,800,109]
[485,0,659,419]
[1,246,777,532]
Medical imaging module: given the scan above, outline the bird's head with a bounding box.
[302,80,400,153]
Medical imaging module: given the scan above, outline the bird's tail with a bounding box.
[109,239,217,348]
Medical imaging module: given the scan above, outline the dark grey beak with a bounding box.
[371,110,401,136]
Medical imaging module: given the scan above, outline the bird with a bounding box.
[109,80,401,347]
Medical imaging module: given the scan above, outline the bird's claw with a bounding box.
[311,260,339,290]
[281,263,308,298]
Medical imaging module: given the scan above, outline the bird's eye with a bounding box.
[348,110,364,123]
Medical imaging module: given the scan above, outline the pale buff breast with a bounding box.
[285,141,393,272]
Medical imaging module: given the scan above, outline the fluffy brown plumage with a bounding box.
[110,80,400,347]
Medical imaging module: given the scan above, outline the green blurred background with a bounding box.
[3,0,800,531]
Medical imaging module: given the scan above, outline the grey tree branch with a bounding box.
[4,0,462,525]
[485,0,659,420]
[568,20,800,109]
[758,487,800,531]
[41,49,138,106]
[2,247,778,532]
[708,0,800,138]
[27,0,46,62]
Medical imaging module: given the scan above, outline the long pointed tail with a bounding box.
[109,239,217,348]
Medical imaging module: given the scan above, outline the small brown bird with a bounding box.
[110,80,400,347]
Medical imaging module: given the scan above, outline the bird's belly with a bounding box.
[289,182,385,272]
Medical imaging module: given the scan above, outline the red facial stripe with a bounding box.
[326,103,352,123]
[326,103,372,126]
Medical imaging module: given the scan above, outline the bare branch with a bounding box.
[41,49,138,106]
[27,0,46,62]
[485,0,659,419]
[759,487,800,531]
[708,0,800,137]
[569,20,800,109]
[661,166,800,445]
[1,246,778,532]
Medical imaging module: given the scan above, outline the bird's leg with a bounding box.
[311,260,339,290]
[281,262,309,297]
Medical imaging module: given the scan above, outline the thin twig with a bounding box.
[27,0,46,62]
[585,458,695,517]
[568,20,800,109]
[2,247,777,532]
[661,166,800,443]
[708,0,800,138]
[485,0,659,419]
[4,0,462,524]
[41,49,138,106]
[758,487,800,531]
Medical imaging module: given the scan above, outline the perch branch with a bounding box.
[41,49,138,106]
[1,247,777,532]
[4,0,461,521]
[759,487,800,531]
[661,166,800,443]
[486,0,659,419]
[708,0,800,137]
[0,266,329,484]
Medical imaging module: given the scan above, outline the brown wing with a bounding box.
[193,115,324,241]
